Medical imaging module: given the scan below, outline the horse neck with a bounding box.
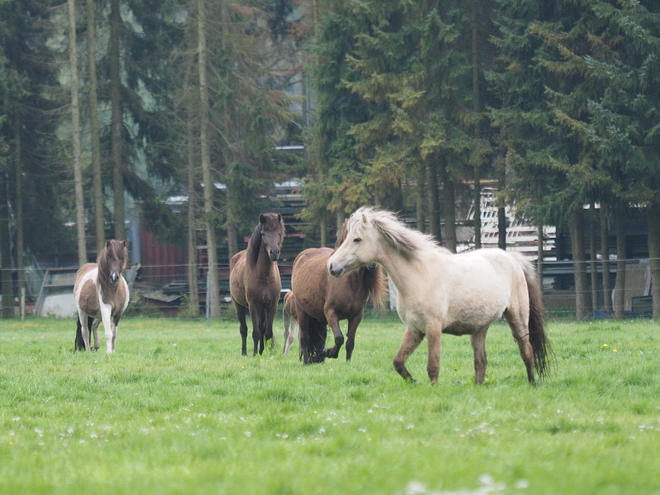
[248,241,276,274]
[376,248,426,299]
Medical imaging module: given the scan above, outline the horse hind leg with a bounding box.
[470,327,489,385]
[282,306,296,355]
[234,302,249,356]
[76,310,92,351]
[504,309,536,385]
[344,311,365,361]
[90,317,100,351]
[74,316,86,351]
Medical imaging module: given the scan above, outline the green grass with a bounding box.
[1,314,659,494]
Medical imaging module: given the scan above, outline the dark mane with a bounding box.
[97,239,127,292]
[246,223,264,267]
[246,213,285,267]
[362,264,387,310]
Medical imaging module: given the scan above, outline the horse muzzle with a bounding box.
[327,262,345,278]
[269,249,281,261]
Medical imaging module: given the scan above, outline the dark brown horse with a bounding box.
[74,240,129,354]
[291,225,387,364]
[229,213,285,356]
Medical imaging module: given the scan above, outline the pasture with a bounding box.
[0,313,659,494]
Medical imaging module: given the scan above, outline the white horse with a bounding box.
[327,207,551,385]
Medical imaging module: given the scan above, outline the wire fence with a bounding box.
[16,256,660,319]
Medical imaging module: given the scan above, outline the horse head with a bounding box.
[259,213,285,261]
[102,239,127,285]
[328,207,380,278]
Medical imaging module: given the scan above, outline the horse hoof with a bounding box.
[310,354,326,364]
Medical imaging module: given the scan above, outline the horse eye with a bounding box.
[353,238,362,243]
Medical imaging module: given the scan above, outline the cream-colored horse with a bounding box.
[327,207,551,385]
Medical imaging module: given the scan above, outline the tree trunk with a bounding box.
[87,0,105,256]
[440,163,457,252]
[427,161,440,239]
[198,0,220,318]
[647,203,660,318]
[614,205,627,318]
[186,82,199,318]
[569,205,588,320]
[14,113,25,319]
[590,203,598,312]
[471,0,482,250]
[537,224,543,281]
[497,172,506,250]
[69,0,87,265]
[600,201,612,312]
[110,0,125,241]
[0,174,13,318]
[416,162,425,233]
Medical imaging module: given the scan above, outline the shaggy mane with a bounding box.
[349,207,448,260]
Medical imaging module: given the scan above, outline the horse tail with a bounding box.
[364,264,388,311]
[517,255,552,380]
[298,310,327,364]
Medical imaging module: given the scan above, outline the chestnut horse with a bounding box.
[291,224,386,364]
[328,207,551,385]
[230,213,285,356]
[74,240,129,354]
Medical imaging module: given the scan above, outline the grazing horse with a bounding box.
[230,213,285,356]
[328,207,551,385]
[291,224,386,364]
[74,240,129,354]
[282,291,299,356]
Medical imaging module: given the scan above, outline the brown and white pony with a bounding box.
[74,240,129,354]
[328,207,551,385]
[229,213,285,356]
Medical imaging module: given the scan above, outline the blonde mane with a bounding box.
[350,207,448,260]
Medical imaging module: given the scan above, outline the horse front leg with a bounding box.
[234,302,249,356]
[323,310,344,359]
[99,303,114,354]
[344,310,364,361]
[393,327,425,383]
[425,327,443,385]
[251,309,263,356]
[470,328,489,385]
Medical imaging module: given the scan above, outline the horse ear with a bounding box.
[122,240,126,247]
[362,213,367,224]
[260,214,266,225]
[106,240,112,249]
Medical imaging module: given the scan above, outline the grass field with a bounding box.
[1,312,659,494]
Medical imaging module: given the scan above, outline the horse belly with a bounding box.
[77,280,101,316]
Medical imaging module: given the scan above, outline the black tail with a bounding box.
[522,262,552,380]
[74,316,93,351]
[298,310,327,364]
